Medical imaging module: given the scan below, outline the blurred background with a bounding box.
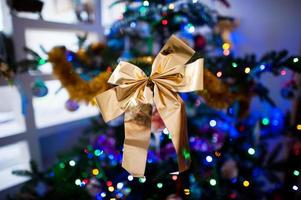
[0,0,300,199]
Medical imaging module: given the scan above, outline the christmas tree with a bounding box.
[8,1,301,200]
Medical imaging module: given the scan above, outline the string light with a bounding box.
[206,155,213,163]
[262,118,270,125]
[163,128,169,135]
[209,120,217,127]
[69,160,76,166]
[117,182,124,189]
[232,62,238,68]
[215,151,221,157]
[229,193,237,199]
[280,69,286,76]
[244,67,251,74]
[293,57,299,63]
[38,58,46,65]
[223,49,230,56]
[292,185,298,191]
[172,175,178,181]
[81,179,88,186]
[162,19,168,25]
[243,180,250,187]
[106,181,113,187]
[139,6,147,15]
[157,183,163,188]
[108,186,115,192]
[296,124,301,130]
[108,154,114,160]
[216,71,222,77]
[260,64,265,70]
[130,22,136,28]
[128,175,134,181]
[92,168,99,175]
[222,43,231,50]
[209,179,217,186]
[185,23,195,33]
[183,149,191,160]
[143,0,149,6]
[293,170,300,176]
[146,56,152,62]
[75,179,81,186]
[100,192,106,198]
[139,177,146,183]
[59,163,65,169]
[168,3,175,10]
[184,188,190,195]
[94,149,103,156]
[248,148,255,155]
[67,54,73,62]
[272,119,279,126]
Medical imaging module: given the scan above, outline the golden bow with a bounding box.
[95,35,204,177]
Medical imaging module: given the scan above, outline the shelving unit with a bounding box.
[0,0,114,193]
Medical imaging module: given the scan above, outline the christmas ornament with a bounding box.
[31,79,48,97]
[86,178,101,196]
[221,159,238,179]
[65,99,80,111]
[280,79,297,99]
[194,34,206,51]
[95,35,204,177]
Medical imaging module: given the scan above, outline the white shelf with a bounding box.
[0,86,26,139]
[0,141,30,191]
[14,0,97,25]
[33,80,98,129]
[0,0,104,193]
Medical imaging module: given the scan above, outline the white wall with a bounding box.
[206,0,301,55]
[205,0,301,113]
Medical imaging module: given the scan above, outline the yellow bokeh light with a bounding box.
[222,43,231,50]
[108,186,114,192]
[245,67,251,74]
[92,168,99,175]
[184,188,190,195]
[243,180,250,187]
[297,124,301,130]
[169,3,175,9]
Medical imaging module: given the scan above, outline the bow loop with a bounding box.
[109,61,147,85]
[151,35,195,75]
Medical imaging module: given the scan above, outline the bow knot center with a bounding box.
[146,77,154,91]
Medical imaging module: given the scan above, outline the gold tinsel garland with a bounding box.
[48,46,246,112]
[48,47,111,104]
[199,68,253,117]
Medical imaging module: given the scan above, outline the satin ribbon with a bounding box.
[95,35,204,177]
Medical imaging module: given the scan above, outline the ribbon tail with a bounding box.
[95,88,125,122]
[154,85,191,173]
[122,104,152,177]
